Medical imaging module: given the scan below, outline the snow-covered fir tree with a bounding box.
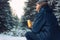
[0,0,15,33]
[0,0,20,36]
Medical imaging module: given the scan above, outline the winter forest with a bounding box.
[0,0,60,37]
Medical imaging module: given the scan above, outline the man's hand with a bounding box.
[27,20,32,29]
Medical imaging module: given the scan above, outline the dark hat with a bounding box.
[36,0,48,4]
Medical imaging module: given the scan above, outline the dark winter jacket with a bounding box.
[31,5,60,40]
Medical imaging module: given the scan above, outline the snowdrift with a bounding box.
[0,34,27,40]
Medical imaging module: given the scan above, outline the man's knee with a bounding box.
[25,32,32,37]
[25,32,40,40]
[25,31,37,38]
[25,32,33,40]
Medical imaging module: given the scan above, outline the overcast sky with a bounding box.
[9,0,28,19]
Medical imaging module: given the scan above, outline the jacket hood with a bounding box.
[39,4,53,14]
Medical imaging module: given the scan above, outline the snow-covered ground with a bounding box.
[0,34,27,40]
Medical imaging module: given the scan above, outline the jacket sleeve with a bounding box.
[32,9,46,34]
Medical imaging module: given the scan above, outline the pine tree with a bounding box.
[0,0,19,33]
[24,0,38,22]
[50,0,60,26]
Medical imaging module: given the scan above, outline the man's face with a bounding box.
[36,4,40,12]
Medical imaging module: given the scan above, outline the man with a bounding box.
[25,0,60,40]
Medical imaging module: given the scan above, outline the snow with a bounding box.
[0,34,27,40]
